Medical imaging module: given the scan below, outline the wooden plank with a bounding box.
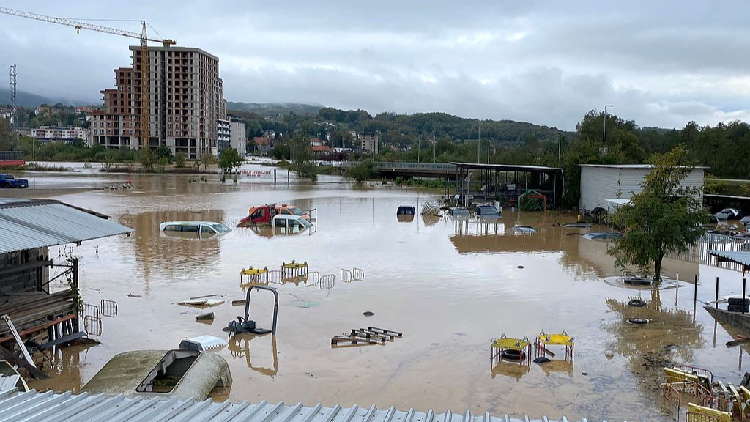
[0,345,47,380]
[367,327,403,338]
[0,313,76,343]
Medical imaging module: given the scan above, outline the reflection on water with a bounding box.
[119,209,226,292]
[491,359,531,381]
[605,287,704,395]
[228,334,279,377]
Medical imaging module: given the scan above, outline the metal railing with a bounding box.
[338,161,456,171]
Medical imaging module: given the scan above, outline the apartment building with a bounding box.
[229,117,246,156]
[217,118,231,151]
[92,46,226,159]
[31,126,91,144]
[360,132,379,154]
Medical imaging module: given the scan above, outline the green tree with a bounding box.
[608,145,708,282]
[200,153,215,171]
[174,152,186,168]
[0,118,13,151]
[345,158,379,182]
[289,134,316,179]
[219,148,243,173]
[155,146,173,163]
[140,148,155,171]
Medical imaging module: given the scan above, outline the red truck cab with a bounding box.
[238,204,309,227]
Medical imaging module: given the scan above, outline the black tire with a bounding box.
[627,318,649,325]
[728,298,750,306]
[501,349,524,361]
[628,299,647,307]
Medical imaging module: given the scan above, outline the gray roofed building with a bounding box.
[0,198,132,254]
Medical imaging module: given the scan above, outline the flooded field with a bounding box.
[7,164,750,421]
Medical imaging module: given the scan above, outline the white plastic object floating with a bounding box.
[179,335,228,351]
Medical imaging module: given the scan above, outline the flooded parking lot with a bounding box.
[9,165,750,421]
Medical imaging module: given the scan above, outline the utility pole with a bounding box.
[432,134,436,163]
[477,122,481,164]
[604,104,613,145]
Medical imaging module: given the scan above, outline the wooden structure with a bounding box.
[453,163,563,209]
[0,199,131,376]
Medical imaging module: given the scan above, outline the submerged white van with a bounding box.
[159,221,232,238]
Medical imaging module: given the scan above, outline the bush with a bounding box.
[175,153,186,168]
[345,159,379,182]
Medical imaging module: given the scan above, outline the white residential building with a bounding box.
[217,118,231,153]
[579,164,706,212]
[30,126,91,144]
[229,117,246,156]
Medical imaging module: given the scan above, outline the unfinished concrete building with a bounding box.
[92,46,226,159]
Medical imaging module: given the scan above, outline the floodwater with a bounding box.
[7,163,750,421]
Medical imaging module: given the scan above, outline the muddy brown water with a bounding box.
[6,164,750,421]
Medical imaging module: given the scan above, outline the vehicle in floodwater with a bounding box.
[238,204,310,227]
[81,349,232,400]
[271,214,313,234]
[397,206,416,216]
[583,232,623,240]
[475,205,501,218]
[160,221,231,239]
[448,207,470,217]
[512,225,536,234]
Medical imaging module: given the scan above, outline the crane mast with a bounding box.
[0,7,175,151]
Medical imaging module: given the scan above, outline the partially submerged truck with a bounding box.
[238,204,310,227]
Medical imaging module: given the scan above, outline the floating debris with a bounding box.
[331,326,403,346]
[196,312,214,321]
[363,311,374,317]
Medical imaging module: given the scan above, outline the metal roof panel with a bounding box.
[0,386,610,422]
[0,202,132,254]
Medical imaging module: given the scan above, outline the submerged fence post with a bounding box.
[744,278,747,315]
[694,274,698,305]
[716,277,720,309]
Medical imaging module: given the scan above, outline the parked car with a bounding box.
[0,174,28,188]
[740,216,750,225]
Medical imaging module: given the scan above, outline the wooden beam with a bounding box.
[0,313,76,344]
[0,344,48,380]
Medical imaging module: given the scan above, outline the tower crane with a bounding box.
[0,7,176,150]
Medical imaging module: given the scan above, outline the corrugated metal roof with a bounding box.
[0,201,132,254]
[709,250,750,270]
[0,387,592,422]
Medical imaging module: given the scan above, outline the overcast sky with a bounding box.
[1,1,748,130]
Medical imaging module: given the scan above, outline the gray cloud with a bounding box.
[1,0,748,130]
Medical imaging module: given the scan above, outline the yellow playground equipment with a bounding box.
[281,261,309,284]
[240,267,269,288]
[661,364,750,421]
[535,331,574,360]
[686,403,731,422]
[490,334,532,366]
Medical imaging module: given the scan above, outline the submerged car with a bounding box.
[583,232,623,240]
[160,221,232,238]
[82,349,231,400]
[716,208,742,220]
[271,215,313,234]
[475,205,501,218]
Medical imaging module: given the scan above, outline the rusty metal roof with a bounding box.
[0,387,591,422]
[0,199,132,254]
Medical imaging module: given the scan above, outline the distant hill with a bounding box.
[0,88,88,108]
[227,102,322,116]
